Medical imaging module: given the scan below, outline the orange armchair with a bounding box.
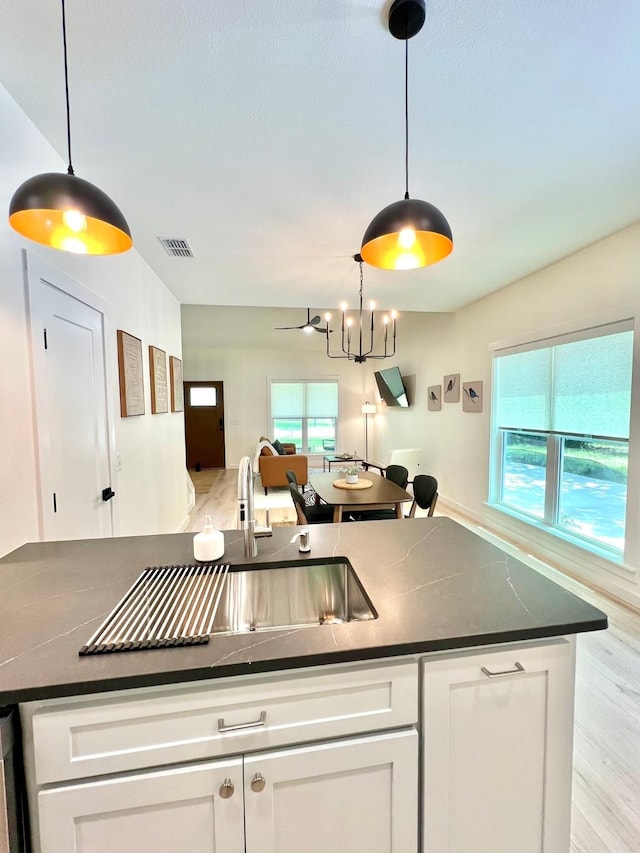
[257,442,308,491]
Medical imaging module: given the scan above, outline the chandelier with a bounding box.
[324,254,397,363]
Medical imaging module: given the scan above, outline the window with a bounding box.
[189,386,217,407]
[270,381,338,454]
[490,322,633,557]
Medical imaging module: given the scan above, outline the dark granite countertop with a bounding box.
[0,518,607,704]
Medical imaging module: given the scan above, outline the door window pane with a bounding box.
[500,431,547,519]
[189,386,217,407]
[558,438,627,550]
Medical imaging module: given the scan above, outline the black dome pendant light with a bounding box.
[360,0,452,271]
[9,0,132,255]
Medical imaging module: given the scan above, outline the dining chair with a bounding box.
[407,475,438,517]
[349,464,409,522]
[288,484,336,524]
[286,470,302,492]
[287,469,319,507]
[384,464,409,489]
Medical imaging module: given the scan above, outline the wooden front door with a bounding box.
[184,381,226,469]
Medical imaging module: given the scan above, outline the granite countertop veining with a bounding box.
[0,518,607,704]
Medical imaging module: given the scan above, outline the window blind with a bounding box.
[271,382,304,417]
[494,325,633,439]
[271,381,338,418]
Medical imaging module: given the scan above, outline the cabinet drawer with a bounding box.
[22,659,418,785]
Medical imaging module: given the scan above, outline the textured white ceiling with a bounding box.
[1,0,639,312]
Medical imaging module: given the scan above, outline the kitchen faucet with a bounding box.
[237,455,258,558]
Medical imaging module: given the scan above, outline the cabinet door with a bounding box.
[422,639,575,853]
[244,728,418,853]
[36,757,244,853]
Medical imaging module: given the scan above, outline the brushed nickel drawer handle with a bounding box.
[481,661,525,678]
[218,710,267,732]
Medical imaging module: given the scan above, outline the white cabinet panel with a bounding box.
[244,728,418,853]
[23,659,417,784]
[36,757,244,853]
[422,639,575,853]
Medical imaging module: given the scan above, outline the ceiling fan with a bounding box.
[275,308,328,334]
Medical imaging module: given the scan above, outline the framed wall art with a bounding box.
[427,385,441,411]
[462,380,483,412]
[169,356,184,412]
[443,373,460,403]
[149,345,168,414]
[116,330,145,417]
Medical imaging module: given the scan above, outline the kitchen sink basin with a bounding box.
[210,557,377,634]
[80,556,376,655]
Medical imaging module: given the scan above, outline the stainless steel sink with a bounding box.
[80,557,376,655]
[210,557,377,634]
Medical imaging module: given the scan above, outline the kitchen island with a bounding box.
[0,518,607,852]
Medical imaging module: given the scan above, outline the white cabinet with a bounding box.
[20,641,578,853]
[21,660,419,853]
[244,729,418,853]
[421,638,575,853]
[37,756,244,853]
[35,730,417,853]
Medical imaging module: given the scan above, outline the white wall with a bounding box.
[0,86,188,557]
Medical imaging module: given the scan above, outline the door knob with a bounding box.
[219,778,234,798]
[250,772,266,793]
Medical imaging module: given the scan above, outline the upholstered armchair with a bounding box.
[255,440,308,492]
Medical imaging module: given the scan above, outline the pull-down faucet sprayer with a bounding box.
[238,455,258,558]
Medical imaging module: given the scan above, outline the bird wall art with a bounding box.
[462,381,483,412]
[443,373,460,403]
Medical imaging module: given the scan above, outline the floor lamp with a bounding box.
[362,402,377,461]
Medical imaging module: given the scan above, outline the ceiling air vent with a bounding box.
[158,237,194,258]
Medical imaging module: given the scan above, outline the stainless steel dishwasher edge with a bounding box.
[0,712,26,853]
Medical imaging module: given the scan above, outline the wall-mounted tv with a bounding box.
[374,366,409,407]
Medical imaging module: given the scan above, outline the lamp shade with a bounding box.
[360,197,453,270]
[9,171,132,255]
[362,402,377,414]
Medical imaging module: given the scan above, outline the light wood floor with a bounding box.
[188,469,640,853]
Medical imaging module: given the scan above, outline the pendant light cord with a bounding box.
[404,28,409,200]
[61,0,75,176]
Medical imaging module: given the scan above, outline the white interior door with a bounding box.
[28,261,114,540]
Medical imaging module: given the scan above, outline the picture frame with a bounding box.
[116,330,145,417]
[149,345,168,414]
[427,385,441,411]
[462,380,483,412]
[169,356,184,412]
[443,373,460,403]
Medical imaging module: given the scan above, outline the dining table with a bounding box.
[308,471,413,523]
